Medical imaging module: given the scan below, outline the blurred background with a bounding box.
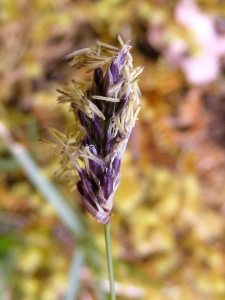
[1,0,225,299]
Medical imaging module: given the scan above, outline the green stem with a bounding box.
[104,222,116,300]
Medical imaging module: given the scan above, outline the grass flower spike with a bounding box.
[49,34,143,224]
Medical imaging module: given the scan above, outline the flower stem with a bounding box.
[104,222,116,300]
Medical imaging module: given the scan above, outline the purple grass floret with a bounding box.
[48,35,144,224]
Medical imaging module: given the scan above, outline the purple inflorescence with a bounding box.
[48,35,144,223]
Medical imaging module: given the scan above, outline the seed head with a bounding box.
[48,34,143,224]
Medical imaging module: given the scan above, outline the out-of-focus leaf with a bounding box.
[65,249,84,300]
